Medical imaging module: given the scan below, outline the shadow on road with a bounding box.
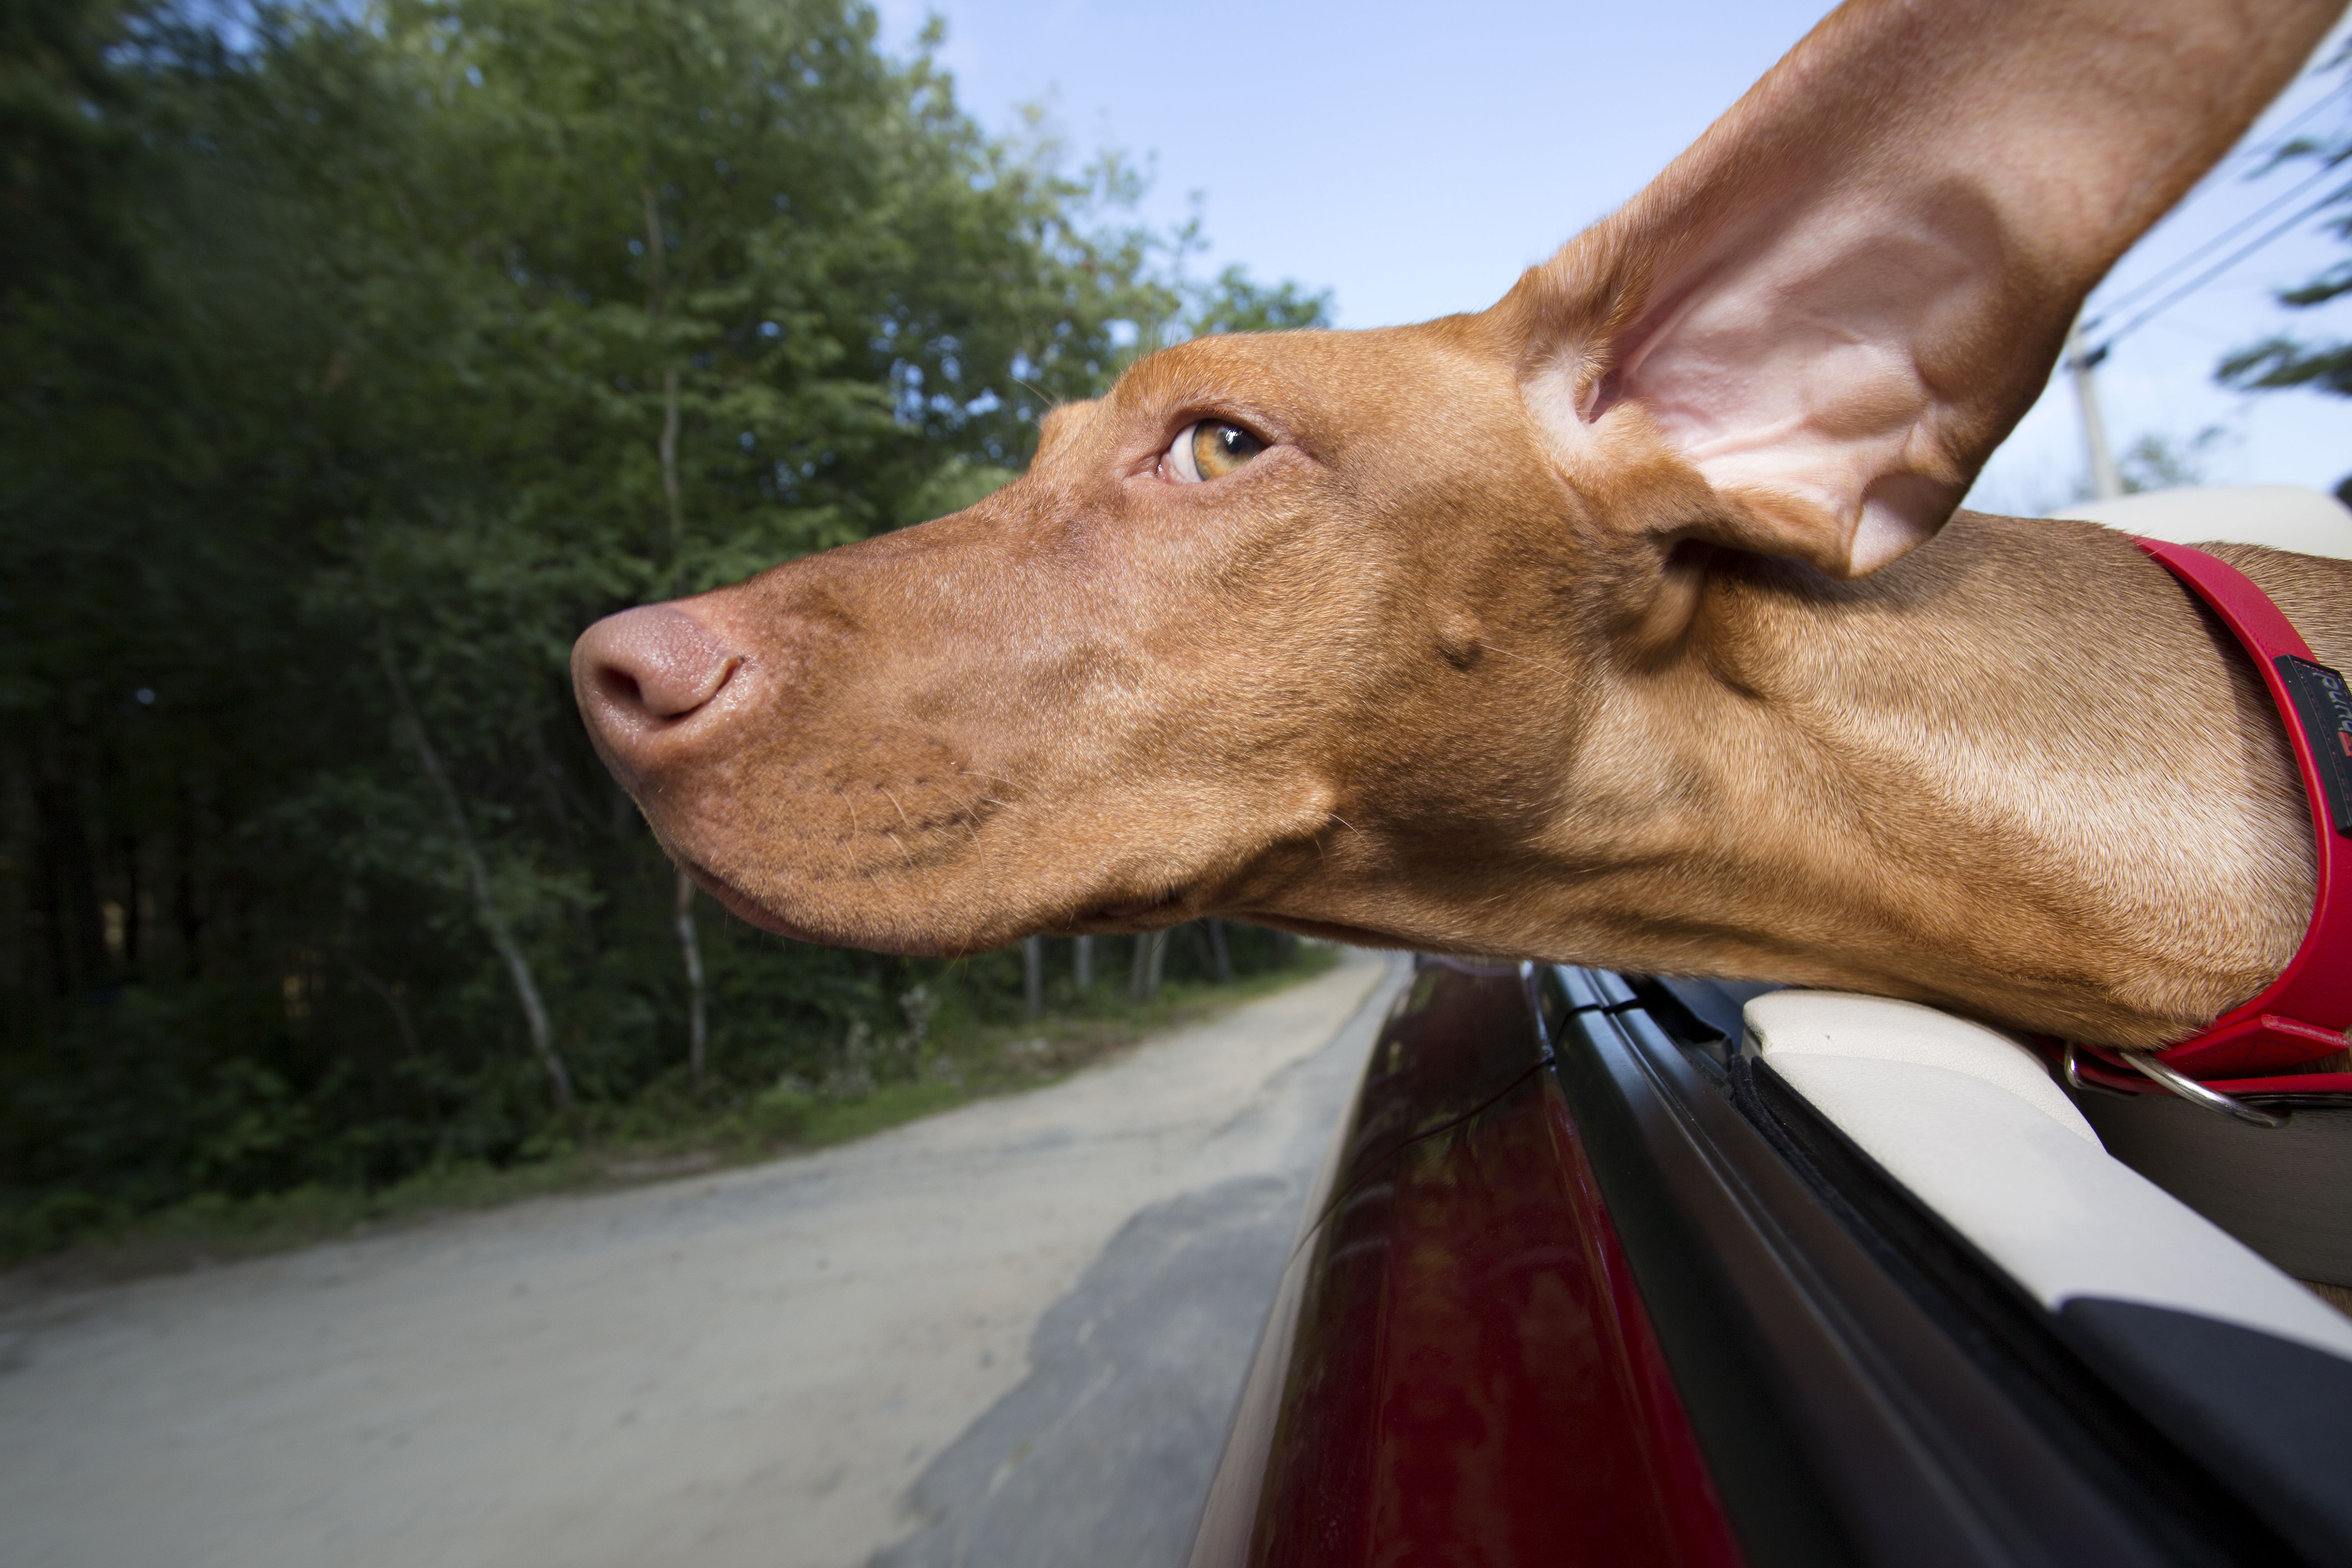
[876,1173,1300,1568]
[875,952,1408,1568]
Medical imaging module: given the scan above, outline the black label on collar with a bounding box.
[2276,655,2352,837]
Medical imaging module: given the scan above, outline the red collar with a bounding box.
[2126,538,2352,1080]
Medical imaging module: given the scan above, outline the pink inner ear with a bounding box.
[1504,0,2335,580]
[1612,194,1990,567]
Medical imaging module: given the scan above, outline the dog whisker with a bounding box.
[1475,641,1584,688]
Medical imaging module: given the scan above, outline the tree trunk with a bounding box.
[173,789,203,981]
[641,183,685,555]
[375,636,573,1109]
[347,955,439,1134]
[658,368,682,549]
[1022,935,1043,1019]
[641,182,705,1078]
[118,829,141,975]
[1206,918,1233,984]
[674,865,708,1091]
[1074,934,1093,991]
[30,729,109,997]
[1131,930,1169,1004]
[640,180,669,298]
[346,956,421,1059]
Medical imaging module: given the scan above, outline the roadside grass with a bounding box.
[0,948,1342,1295]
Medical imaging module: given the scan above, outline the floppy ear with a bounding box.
[1497,0,2342,579]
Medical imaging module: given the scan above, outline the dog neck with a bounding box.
[1505,513,2324,1046]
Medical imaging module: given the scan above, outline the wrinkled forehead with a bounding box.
[1035,317,1518,464]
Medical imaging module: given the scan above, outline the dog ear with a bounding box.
[1495,0,2338,579]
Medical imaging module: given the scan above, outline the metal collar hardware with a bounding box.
[2065,1041,2288,1129]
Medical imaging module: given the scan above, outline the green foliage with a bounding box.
[0,938,1335,1268]
[2217,48,2352,410]
[1188,264,1334,336]
[2118,425,2231,494]
[0,0,1331,1259]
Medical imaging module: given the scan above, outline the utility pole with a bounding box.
[2066,317,2124,501]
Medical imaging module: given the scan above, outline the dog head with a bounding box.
[575,0,2337,963]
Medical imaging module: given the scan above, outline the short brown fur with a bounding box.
[575,0,2350,1050]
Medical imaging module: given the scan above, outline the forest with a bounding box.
[0,0,1333,1258]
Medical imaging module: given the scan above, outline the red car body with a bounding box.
[1187,957,2352,1568]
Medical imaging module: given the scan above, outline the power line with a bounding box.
[2075,74,2350,343]
[2133,77,2352,230]
[2239,76,2352,166]
[2084,178,2352,362]
[2087,155,2344,325]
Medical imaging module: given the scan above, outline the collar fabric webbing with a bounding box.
[2117,538,2352,1081]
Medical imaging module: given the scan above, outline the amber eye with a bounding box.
[1159,420,1265,483]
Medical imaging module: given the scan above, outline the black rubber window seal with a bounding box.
[1547,969,2309,1568]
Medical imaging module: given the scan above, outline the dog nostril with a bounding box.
[572,605,741,725]
[595,665,649,712]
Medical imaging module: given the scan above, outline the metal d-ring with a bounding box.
[2070,1048,2126,1100]
[2061,1042,2136,1099]
[2112,1047,2289,1130]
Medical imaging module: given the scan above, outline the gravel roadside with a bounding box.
[0,948,1403,1568]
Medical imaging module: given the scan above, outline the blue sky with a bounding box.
[878,0,2352,511]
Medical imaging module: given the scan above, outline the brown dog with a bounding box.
[574,0,2351,1051]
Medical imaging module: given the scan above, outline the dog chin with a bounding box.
[674,863,959,956]
[1072,891,1190,928]
[1247,912,1413,951]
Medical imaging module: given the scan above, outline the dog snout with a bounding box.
[572,604,743,754]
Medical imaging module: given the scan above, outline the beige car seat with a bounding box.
[2051,482,2352,560]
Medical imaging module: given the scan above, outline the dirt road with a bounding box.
[0,950,1402,1568]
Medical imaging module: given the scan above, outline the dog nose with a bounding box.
[572,605,742,736]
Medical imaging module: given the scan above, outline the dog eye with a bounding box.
[1159,420,1264,484]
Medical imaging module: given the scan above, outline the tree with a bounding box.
[1188,265,1334,336]
[2,0,1327,1250]
[2118,426,2231,494]
[2215,45,2352,491]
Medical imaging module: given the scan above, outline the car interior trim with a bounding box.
[1551,966,2309,1567]
[1740,995,2352,1362]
